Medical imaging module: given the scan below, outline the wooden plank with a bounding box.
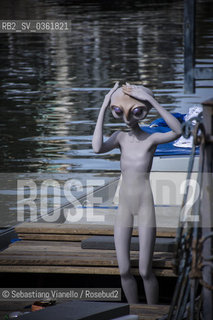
[2,243,120,256]
[7,240,170,257]
[6,240,173,259]
[5,244,116,254]
[15,223,113,235]
[0,265,176,277]
[15,223,176,238]
[4,242,172,257]
[0,225,177,279]
[3,240,138,255]
[0,252,172,269]
[0,239,174,270]
[18,234,90,241]
[0,254,120,266]
[0,252,173,269]
[130,304,169,320]
[17,232,176,242]
[7,240,82,248]
[2,248,173,269]
[5,241,117,254]
[17,232,176,244]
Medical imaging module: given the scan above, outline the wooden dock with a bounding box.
[0,223,176,277]
[0,223,177,319]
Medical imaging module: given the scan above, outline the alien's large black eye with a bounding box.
[132,107,144,119]
[112,106,123,117]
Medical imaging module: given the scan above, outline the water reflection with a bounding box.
[0,1,185,173]
[0,0,212,225]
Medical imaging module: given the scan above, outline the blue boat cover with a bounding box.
[141,113,200,156]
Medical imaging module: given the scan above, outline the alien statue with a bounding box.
[92,82,182,304]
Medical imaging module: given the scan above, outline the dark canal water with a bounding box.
[0,0,212,226]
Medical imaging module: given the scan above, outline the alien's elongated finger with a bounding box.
[108,82,119,96]
[114,81,119,87]
[122,85,131,91]
[122,88,132,94]
[111,82,119,92]
[123,91,137,99]
[122,90,131,96]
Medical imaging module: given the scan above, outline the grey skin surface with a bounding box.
[92,82,182,304]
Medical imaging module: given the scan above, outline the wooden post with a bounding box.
[201,98,213,320]
[184,0,195,94]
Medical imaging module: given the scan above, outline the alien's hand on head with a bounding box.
[101,82,119,109]
[122,84,155,106]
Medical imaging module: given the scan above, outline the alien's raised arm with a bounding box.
[123,84,182,145]
[146,95,182,145]
[92,82,120,154]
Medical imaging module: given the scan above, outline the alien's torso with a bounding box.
[118,130,156,174]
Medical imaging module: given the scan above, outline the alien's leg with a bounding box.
[114,208,139,304]
[138,205,159,304]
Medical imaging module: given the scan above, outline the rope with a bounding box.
[160,110,213,320]
[173,115,203,276]
[167,111,213,319]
